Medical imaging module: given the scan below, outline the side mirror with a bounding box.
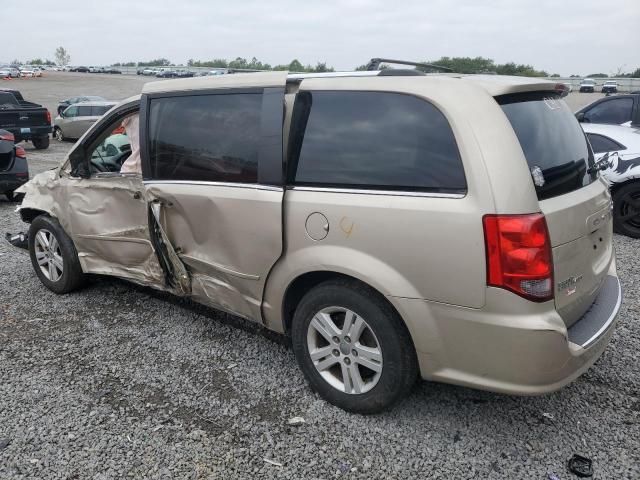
[575,112,586,122]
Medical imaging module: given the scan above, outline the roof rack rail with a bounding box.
[365,58,453,73]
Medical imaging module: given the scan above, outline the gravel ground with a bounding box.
[0,77,639,479]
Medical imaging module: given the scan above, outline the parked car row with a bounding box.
[578,78,620,93]
[0,65,46,79]
[137,67,195,78]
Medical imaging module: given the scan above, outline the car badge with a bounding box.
[530,166,545,187]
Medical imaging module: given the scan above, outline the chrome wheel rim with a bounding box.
[54,129,63,141]
[34,229,63,282]
[307,306,383,394]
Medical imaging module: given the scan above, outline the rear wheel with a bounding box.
[32,136,50,149]
[291,279,418,414]
[28,215,86,293]
[613,182,640,238]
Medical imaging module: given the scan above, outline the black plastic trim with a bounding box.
[567,275,621,347]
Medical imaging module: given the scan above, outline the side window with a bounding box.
[586,133,626,154]
[77,105,92,117]
[288,91,466,192]
[148,93,262,183]
[64,105,78,118]
[91,105,110,116]
[584,98,634,124]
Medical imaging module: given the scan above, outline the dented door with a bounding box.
[61,174,165,287]
[141,72,287,321]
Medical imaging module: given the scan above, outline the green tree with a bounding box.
[586,73,609,78]
[54,46,70,66]
[138,58,171,67]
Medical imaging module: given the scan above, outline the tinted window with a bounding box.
[289,91,465,192]
[584,97,634,124]
[148,93,261,183]
[77,106,92,117]
[586,133,625,154]
[499,92,595,200]
[91,105,111,116]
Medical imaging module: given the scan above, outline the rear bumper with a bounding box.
[391,274,622,395]
[0,174,29,192]
[7,126,52,142]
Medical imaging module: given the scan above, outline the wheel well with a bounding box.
[610,178,640,196]
[282,271,407,339]
[20,208,48,223]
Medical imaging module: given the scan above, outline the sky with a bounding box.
[4,0,640,76]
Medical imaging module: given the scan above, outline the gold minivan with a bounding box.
[15,69,622,413]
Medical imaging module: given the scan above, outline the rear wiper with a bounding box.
[587,154,614,174]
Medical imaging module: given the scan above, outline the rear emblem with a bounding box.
[530,166,546,187]
[558,275,583,296]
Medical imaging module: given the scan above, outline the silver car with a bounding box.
[53,101,116,141]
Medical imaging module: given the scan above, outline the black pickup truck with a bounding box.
[0,89,52,149]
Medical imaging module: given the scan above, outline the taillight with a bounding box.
[483,213,554,302]
[15,145,26,158]
[0,132,15,142]
[46,110,51,124]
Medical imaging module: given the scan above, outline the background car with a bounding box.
[20,68,35,78]
[602,81,618,94]
[0,129,29,201]
[105,68,122,74]
[53,101,116,140]
[70,66,89,73]
[0,68,10,79]
[575,93,640,126]
[582,122,640,238]
[57,95,107,115]
[579,78,596,92]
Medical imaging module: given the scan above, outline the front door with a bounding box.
[60,102,166,289]
[141,72,287,321]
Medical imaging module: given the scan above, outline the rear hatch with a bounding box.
[499,92,613,327]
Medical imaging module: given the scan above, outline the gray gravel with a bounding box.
[1,77,639,479]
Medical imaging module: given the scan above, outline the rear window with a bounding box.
[77,106,92,117]
[498,92,596,200]
[91,105,111,116]
[288,91,466,193]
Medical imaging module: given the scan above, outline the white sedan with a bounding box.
[582,123,640,238]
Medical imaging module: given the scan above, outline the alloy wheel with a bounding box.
[34,229,63,282]
[306,306,383,394]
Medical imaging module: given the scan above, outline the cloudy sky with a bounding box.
[5,0,639,75]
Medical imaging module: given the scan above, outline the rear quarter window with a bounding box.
[288,91,466,193]
[498,92,596,200]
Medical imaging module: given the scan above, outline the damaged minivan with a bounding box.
[14,69,622,413]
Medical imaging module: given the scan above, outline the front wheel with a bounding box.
[612,182,640,238]
[28,215,86,293]
[291,280,418,414]
[53,128,65,142]
[32,136,50,149]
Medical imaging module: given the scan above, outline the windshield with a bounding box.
[497,92,596,201]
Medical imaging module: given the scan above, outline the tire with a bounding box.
[612,182,640,238]
[4,190,24,202]
[291,279,418,414]
[32,136,50,149]
[28,215,86,294]
[53,128,65,142]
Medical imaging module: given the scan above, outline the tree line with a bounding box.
[15,48,640,78]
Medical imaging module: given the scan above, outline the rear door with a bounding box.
[141,71,287,321]
[499,93,614,327]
